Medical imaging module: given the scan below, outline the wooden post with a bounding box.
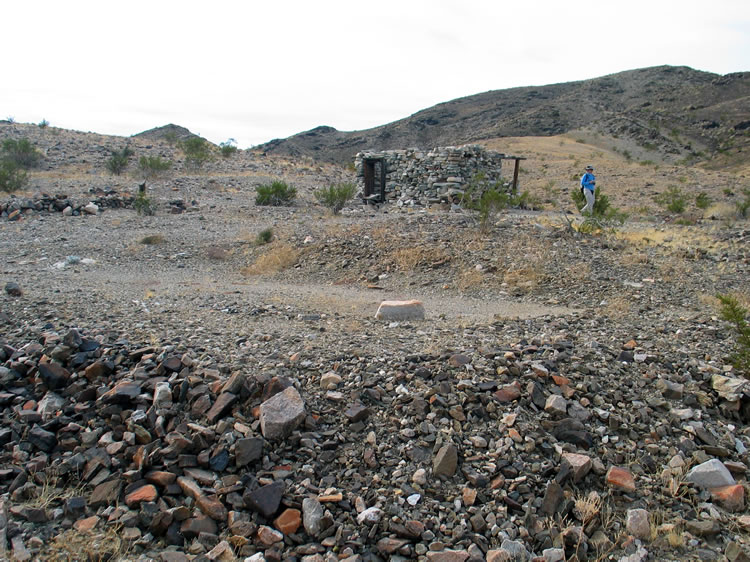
[512,158,521,195]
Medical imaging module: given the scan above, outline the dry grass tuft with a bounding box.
[603,295,631,318]
[503,267,543,293]
[43,526,130,561]
[242,243,299,275]
[574,491,602,525]
[457,269,484,291]
[393,247,451,272]
[206,245,230,260]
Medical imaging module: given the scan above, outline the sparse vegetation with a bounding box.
[139,234,164,244]
[181,136,213,169]
[242,243,299,274]
[255,180,297,206]
[655,186,687,214]
[137,155,171,179]
[220,138,238,158]
[106,147,134,176]
[256,228,274,245]
[2,137,42,169]
[38,118,49,129]
[0,159,28,193]
[736,188,750,218]
[133,188,155,216]
[716,294,750,377]
[695,192,711,210]
[314,182,357,214]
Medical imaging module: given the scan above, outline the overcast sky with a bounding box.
[3,0,749,148]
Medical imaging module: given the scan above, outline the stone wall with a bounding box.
[354,144,508,205]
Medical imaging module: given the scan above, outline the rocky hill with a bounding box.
[257,66,750,168]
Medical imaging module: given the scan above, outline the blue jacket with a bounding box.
[580,172,596,192]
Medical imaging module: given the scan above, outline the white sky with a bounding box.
[3,0,749,148]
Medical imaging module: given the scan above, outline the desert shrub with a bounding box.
[140,234,164,244]
[695,192,711,210]
[256,228,273,245]
[255,180,296,206]
[38,119,49,129]
[736,188,750,218]
[314,182,357,214]
[138,156,171,179]
[716,294,750,376]
[0,159,28,193]
[656,186,687,214]
[571,186,628,233]
[2,138,42,169]
[133,189,155,216]
[180,137,213,169]
[220,139,238,158]
[106,147,134,175]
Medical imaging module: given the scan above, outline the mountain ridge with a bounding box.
[256,65,750,168]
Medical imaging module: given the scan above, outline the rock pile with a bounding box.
[0,190,135,221]
[2,319,750,561]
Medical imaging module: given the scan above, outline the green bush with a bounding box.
[219,139,238,158]
[314,182,357,214]
[695,192,712,210]
[736,188,750,218]
[255,181,296,206]
[0,159,28,193]
[2,138,42,169]
[38,119,49,129]
[138,156,171,179]
[106,147,134,176]
[256,228,273,245]
[655,186,687,214]
[717,294,750,377]
[180,137,213,169]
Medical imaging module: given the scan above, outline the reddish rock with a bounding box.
[274,508,302,535]
[125,484,158,508]
[145,470,177,487]
[561,453,592,483]
[494,383,521,403]
[711,484,745,512]
[73,515,100,532]
[256,525,283,546]
[377,537,410,554]
[606,466,636,492]
[196,495,228,521]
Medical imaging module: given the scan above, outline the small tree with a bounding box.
[0,160,28,193]
[180,137,213,169]
[314,182,357,214]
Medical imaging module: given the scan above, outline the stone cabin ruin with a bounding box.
[354,145,523,206]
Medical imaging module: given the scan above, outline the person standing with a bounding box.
[580,165,596,214]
